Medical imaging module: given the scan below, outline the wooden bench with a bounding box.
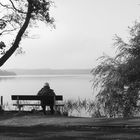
[11,95,64,112]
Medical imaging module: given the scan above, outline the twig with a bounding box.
[9,0,27,14]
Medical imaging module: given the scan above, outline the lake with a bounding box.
[0,74,94,109]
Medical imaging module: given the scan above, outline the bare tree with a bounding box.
[0,0,54,67]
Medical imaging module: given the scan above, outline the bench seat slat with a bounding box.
[13,104,40,106]
[11,95,63,101]
[13,103,64,106]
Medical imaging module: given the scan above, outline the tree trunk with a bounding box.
[0,1,32,67]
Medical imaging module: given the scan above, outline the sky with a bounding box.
[2,0,140,69]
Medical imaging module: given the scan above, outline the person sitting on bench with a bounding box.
[37,82,56,115]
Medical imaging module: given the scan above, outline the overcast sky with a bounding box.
[2,0,140,69]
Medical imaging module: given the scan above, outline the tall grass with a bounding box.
[63,98,99,117]
[2,99,100,117]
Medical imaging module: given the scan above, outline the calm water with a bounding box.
[0,74,93,106]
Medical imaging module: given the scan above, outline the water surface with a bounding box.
[0,74,93,106]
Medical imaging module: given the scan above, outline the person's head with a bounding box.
[44,82,50,88]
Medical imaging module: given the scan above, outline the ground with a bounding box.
[0,111,140,139]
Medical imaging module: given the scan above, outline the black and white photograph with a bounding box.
[0,0,140,139]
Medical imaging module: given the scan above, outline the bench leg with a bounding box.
[17,97,20,112]
[17,96,22,112]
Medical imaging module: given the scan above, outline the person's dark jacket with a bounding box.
[37,86,55,106]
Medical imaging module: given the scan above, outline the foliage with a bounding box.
[91,22,140,118]
[0,0,54,67]
[63,98,97,117]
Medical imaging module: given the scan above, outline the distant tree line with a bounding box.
[0,70,16,75]
[11,69,90,75]
[92,22,140,118]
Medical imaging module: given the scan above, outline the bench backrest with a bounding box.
[11,95,63,101]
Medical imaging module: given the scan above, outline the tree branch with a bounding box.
[0,1,26,14]
[0,2,11,9]
[0,28,17,35]
[9,0,27,14]
[0,1,32,67]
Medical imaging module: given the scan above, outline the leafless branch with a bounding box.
[0,17,12,24]
[0,1,26,14]
[0,2,11,9]
[0,28,17,35]
[9,0,27,14]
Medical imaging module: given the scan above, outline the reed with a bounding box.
[2,99,100,117]
[63,98,98,117]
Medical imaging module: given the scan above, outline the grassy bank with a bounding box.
[0,112,140,139]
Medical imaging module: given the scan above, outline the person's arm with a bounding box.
[37,88,44,96]
[50,89,56,96]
